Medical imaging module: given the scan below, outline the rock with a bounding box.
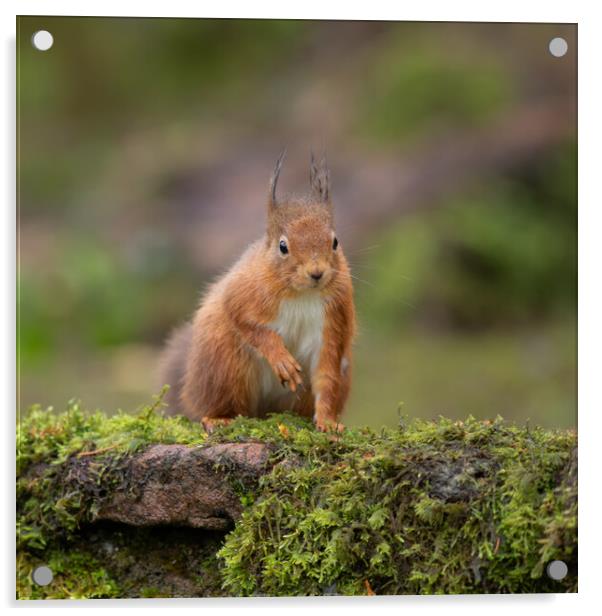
[95,442,273,530]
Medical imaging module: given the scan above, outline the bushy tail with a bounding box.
[156,321,193,415]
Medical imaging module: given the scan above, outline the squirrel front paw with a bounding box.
[314,416,345,433]
[267,349,303,392]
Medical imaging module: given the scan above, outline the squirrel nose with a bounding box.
[310,270,324,281]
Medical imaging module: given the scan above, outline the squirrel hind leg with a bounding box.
[201,416,235,433]
[157,322,194,415]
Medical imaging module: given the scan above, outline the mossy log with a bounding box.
[17,402,577,598]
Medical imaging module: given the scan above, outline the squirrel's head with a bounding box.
[266,151,341,293]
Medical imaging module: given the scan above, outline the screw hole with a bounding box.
[546,560,568,581]
[549,37,568,58]
[32,565,53,586]
[31,30,54,52]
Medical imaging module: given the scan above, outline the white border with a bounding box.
[3,1,600,614]
[0,1,586,21]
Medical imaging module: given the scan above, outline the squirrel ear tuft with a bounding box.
[310,149,331,205]
[268,149,287,212]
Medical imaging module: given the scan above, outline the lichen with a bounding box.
[17,400,577,599]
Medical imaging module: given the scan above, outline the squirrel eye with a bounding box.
[279,239,289,255]
[332,236,339,250]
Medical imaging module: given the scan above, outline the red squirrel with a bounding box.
[158,152,356,432]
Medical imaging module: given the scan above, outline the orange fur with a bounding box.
[158,154,356,432]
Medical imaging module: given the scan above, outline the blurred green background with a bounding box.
[17,18,577,429]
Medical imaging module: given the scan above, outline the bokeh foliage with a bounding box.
[17,18,577,428]
[358,142,577,329]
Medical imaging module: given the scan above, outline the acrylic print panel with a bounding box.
[16,17,577,598]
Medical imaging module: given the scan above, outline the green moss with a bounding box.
[17,392,207,554]
[16,393,219,600]
[17,391,207,474]
[17,549,121,599]
[217,415,577,595]
[17,401,576,598]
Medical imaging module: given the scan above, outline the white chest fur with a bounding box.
[258,293,325,405]
[270,293,325,370]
